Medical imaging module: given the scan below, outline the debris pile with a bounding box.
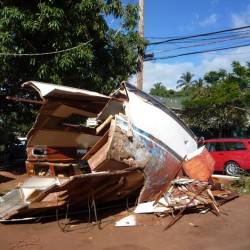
[136,178,219,214]
[0,81,239,224]
[116,175,239,229]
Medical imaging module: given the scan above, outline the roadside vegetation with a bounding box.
[231,172,250,195]
[150,61,250,138]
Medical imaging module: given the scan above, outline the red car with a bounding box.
[200,138,250,176]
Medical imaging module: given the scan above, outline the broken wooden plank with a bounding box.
[82,130,109,161]
[96,115,113,134]
[163,185,207,231]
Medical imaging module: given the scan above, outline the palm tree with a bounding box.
[176,72,196,90]
[153,82,163,89]
[150,82,168,96]
[195,78,205,88]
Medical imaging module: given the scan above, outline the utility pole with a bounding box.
[137,0,144,90]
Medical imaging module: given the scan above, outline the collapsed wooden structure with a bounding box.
[0,81,238,222]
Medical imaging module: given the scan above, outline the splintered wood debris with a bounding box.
[116,176,239,229]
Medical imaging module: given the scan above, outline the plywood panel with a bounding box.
[28,130,101,147]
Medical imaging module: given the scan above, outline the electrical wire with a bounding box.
[0,40,93,57]
[0,14,120,57]
[148,25,250,45]
[144,25,250,60]
[145,43,250,61]
[150,35,250,55]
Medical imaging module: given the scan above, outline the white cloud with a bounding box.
[129,61,195,92]
[231,5,250,27]
[129,46,250,93]
[197,46,250,74]
[200,13,218,27]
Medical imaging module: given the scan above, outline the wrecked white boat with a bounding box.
[0,81,198,220]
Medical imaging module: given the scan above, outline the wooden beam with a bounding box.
[6,96,46,105]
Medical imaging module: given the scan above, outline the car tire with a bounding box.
[224,161,240,176]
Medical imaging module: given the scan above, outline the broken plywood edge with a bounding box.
[95,115,113,134]
[87,142,110,171]
[96,98,124,123]
[82,130,109,162]
[205,189,220,216]
[134,200,170,214]
[28,200,66,209]
[83,118,117,171]
[211,174,240,183]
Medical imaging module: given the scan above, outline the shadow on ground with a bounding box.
[0,174,14,184]
[0,161,26,175]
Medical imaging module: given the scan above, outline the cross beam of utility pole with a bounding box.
[137,0,144,90]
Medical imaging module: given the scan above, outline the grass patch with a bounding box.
[231,171,250,195]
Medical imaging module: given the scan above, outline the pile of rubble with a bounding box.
[116,175,239,230]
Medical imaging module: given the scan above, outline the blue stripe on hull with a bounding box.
[115,115,182,202]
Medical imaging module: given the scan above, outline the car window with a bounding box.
[224,142,246,151]
[215,142,225,151]
[206,143,215,152]
[206,142,225,152]
[204,140,247,152]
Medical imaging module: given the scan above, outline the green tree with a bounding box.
[180,61,250,137]
[204,69,227,85]
[181,81,249,137]
[226,61,250,91]
[0,0,147,147]
[149,82,168,96]
[194,78,205,88]
[176,72,197,90]
[204,62,250,90]
[149,83,182,97]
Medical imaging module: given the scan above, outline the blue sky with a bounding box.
[127,0,250,92]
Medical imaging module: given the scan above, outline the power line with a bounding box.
[150,35,250,55]
[0,14,124,58]
[145,43,250,61]
[0,40,93,57]
[146,29,250,42]
[148,25,250,45]
[144,25,250,61]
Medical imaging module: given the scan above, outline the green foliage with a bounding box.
[171,61,250,137]
[149,82,168,96]
[181,81,249,133]
[226,61,250,91]
[243,89,250,107]
[176,71,197,90]
[0,0,148,144]
[231,173,250,194]
[150,82,186,97]
[204,69,227,85]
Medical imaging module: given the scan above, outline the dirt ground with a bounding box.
[0,163,250,250]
